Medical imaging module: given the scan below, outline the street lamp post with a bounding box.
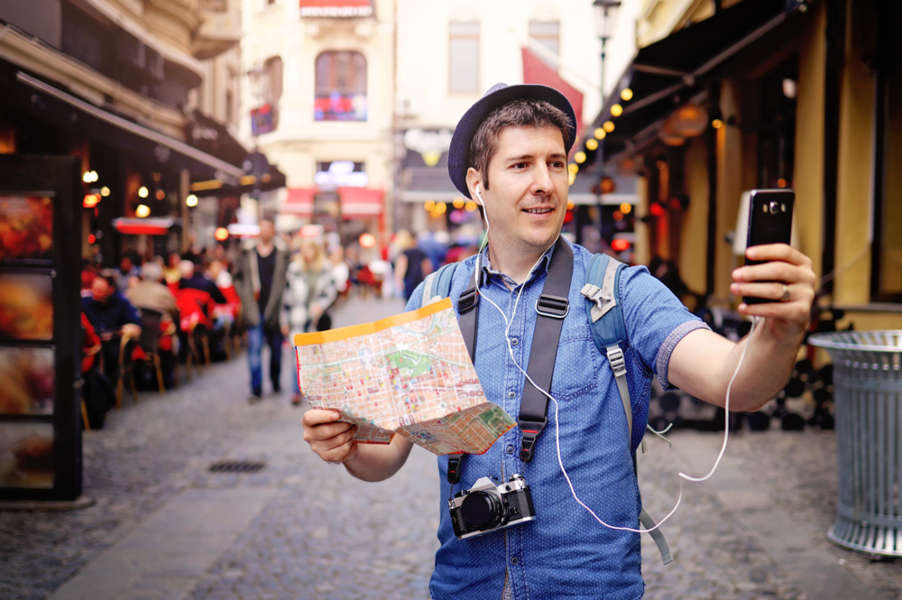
[593,0,621,108]
[593,0,620,245]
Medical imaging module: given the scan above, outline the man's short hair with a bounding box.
[468,99,573,191]
[97,269,118,290]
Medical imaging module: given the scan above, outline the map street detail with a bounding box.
[294,298,515,455]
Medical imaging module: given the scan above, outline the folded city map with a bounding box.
[293,298,515,455]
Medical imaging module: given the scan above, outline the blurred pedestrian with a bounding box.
[394,230,432,301]
[282,237,339,406]
[233,217,289,403]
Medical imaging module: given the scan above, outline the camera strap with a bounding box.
[447,238,572,484]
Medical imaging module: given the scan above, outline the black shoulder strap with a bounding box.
[518,239,572,462]
[447,239,573,484]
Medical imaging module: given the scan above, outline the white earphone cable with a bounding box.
[475,244,760,534]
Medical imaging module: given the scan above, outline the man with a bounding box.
[302,84,816,599]
[82,270,142,383]
[233,217,290,403]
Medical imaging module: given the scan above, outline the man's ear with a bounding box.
[465,167,482,201]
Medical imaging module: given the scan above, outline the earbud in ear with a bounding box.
[474,185,484,205]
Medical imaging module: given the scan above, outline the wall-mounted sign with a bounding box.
[299,0,373,18]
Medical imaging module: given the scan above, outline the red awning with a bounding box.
[113,217,177,236]
[283,187,315,217]
[521,47,584,139]
[299,0,372,17]
[338,187,383,219]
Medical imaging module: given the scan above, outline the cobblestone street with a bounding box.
[1,294,900,599]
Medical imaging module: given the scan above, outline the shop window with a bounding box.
[250,56,282,135]
[528,20,560,62]
[872,56,902,301]
[314,51,368,121]
[449,21,480,94]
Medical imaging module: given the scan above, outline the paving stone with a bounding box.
[1,295,900,599]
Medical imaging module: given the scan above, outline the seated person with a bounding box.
[125,261,179,387]
[81,270,141,383]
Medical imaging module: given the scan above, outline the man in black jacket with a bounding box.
[233,218,290,402]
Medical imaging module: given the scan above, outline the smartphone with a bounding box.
[743,189,794,304]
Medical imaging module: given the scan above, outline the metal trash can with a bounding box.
[809,330,902,557]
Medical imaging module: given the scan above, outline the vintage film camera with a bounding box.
[448,474,536,539]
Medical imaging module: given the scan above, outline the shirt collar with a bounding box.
[478,239,558,288]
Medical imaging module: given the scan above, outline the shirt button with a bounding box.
[510,555,520,565]
[505,444,514,455]
[507,390,515,399]
[510,337,519,346]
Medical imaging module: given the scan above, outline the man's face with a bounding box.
[479,125,569,254]
[259,220,275,244]
[91,278,113,302]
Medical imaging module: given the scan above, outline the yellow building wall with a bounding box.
[679,134,709,294]
[793,2,826,280]
[833,1,874,307]
[714,79,745,301]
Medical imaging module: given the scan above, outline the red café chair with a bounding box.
[174,287,214,372]
[216,284,242,356]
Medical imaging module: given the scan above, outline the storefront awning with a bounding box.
[13,70,244,182]
[283,187,315,217]
[113,217,179,236]
[589,0,809,161]
[338,187,383,219]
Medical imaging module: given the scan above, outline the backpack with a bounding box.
[420,252,673,565]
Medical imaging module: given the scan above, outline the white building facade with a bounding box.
[241,0,395,247]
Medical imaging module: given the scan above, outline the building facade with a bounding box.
[394,0,604,240]
[578,0,901,330]
[0,0,265,261]
[240,0,394,248]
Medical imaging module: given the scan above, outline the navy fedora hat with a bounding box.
[447,83,577,198]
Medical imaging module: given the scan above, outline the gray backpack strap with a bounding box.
[582,253,673,566]
[640,509,672,564]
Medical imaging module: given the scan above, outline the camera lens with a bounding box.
[768,201,780,215]
[460,491,503,530]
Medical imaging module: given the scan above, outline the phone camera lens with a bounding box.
[768,201,780,215]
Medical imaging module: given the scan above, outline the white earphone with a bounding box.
[474,184,485,205]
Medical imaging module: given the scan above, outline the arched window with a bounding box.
[314,51,367,121]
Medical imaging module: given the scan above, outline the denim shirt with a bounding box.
[406,241,709,600]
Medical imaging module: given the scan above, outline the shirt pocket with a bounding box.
[550,336,602,402]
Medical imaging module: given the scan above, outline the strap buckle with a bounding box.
[458,287,478,314]
[447,454,463,484]
[519,424,544,462]
[580,283,614,322]
[535,293,569,319]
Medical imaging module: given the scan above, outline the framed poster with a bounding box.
[0,194,54,264]
[0,155,81,501]
[0,422,54,489]
[0,347,54,415]
[0,272,54,341]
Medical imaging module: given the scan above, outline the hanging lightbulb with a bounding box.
[185,194,199,208]
[594,127,606,140]
[138,186,149,199]
[611,104,623,117]
[574,151,587,164]
[603,120,615,133]
[620,88,633,101]
[586,138,598,151]
[135,203,151,218]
